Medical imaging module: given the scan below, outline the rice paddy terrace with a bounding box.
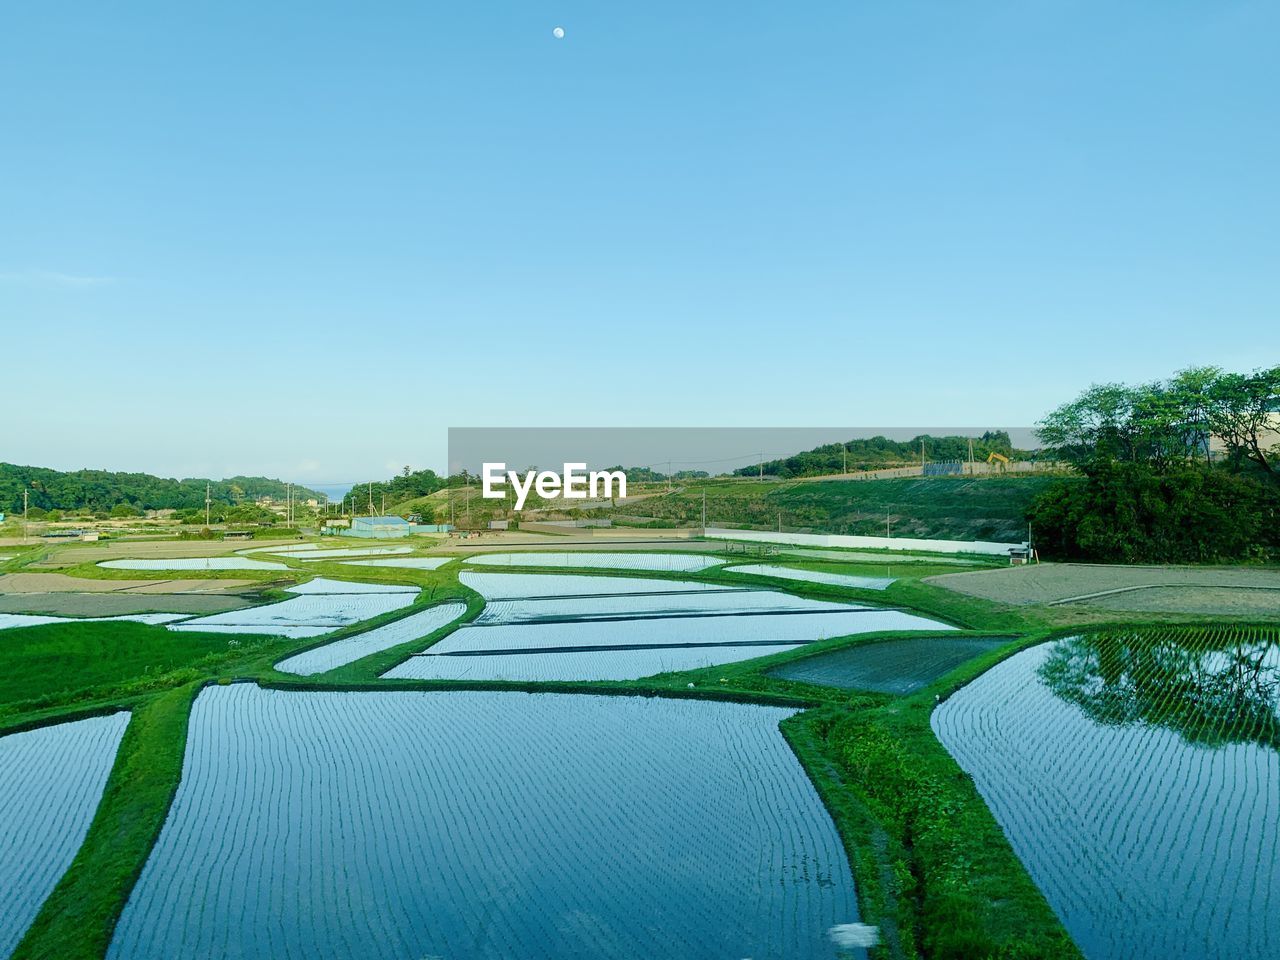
[108,685,856,960]
[2,540,1275,960]
[933,626,1280,960]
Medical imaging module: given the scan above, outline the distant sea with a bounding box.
[306,482,354,502]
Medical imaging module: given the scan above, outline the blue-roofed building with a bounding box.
[344,515,412,539]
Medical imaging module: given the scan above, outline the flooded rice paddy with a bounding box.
[294,547,415,560]
[464,552,725,571]
[338,557,452,570]
[107,684,860,960]
[770,636,1007,693]
[167,579,418,639]
[932,628,1280,960]
[387,571,951,682]
[0,713,130,957]
[473,588,859,625]
[461,571,735,599]
[275,603,467,676]
[0,612,189,631]
[98,557,288,571]
[385,643,812,682]
[429,609,946,655]
[726,564,896,591]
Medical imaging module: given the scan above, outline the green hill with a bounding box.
[629,475,1069,542]
[738,432,1031,479]
[0,463,323,515]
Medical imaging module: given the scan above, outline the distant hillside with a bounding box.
[634,475,1069,542]
[0,463,323,515]
[738,432,1031,479]
[342,468,450,516]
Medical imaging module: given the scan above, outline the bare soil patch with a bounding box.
[0,573,254,594]
[926,563,1280,617]
[0,593,249,617]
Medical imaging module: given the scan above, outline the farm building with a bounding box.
[344,516,413,539]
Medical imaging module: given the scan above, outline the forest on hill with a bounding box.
[736,432,1026,479]
[0,463,322,515]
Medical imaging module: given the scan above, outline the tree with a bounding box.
[1038,366,1280,476]
[1168,366,1221,467]
[1206,366,1280,476]
[1036,384,1144,464]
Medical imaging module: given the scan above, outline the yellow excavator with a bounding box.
[986,452,1010,472]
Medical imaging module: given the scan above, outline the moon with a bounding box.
[552,26,565,39]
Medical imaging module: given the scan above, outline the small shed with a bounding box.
[345,515,413,539]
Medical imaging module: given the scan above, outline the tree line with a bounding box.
[735,432,1024,479]
[1030,366,1279,563]
[0,463,324,516]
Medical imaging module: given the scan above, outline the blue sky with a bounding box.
[2,1,1276,485]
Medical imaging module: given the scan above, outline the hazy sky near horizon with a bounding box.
[2,1,1277,484]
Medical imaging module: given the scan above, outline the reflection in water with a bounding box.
[932,631,1280,960]
[1039,627,1280,750]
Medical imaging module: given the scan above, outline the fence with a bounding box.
[703,527,1023,557]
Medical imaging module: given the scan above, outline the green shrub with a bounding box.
[1029,462,1279,563]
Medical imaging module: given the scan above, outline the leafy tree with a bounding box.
[109,503,142,518]
[1038,366,1279,475]
[1206,366,1280,475]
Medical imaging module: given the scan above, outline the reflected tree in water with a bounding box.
[1039,627,1280,749]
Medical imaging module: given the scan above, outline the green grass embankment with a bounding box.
[13,683,199,960]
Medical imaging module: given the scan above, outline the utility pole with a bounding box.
[667,460,672,492]
[886,511,891,539]
[367,482,374,517]
[759,453,763,482]
[205,482,211,528]
[968,437,975,475]
[701,490,707,532]
[777,511,782,533]
[842,445,847,476]
[23,487,29,542]
[920,439,925,467]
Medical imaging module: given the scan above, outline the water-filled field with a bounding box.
[167,579,418,638]
[474,588,858,625]
[770,636,1007,693]
[239,543,320,554]
[0,612,188,631]
[0,713,131,957]
[388,570,950,682]
[98,557,288,571]
[294,547,414,560]
[430,609,948,655]
[275,603,467,675]
[339,557,452,570]
[462,571,728,599]
[465,552,725,571]
[108,685,860,960]
[932,627,1280,960]
[385,643,810,681]
[726,564,896,591]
